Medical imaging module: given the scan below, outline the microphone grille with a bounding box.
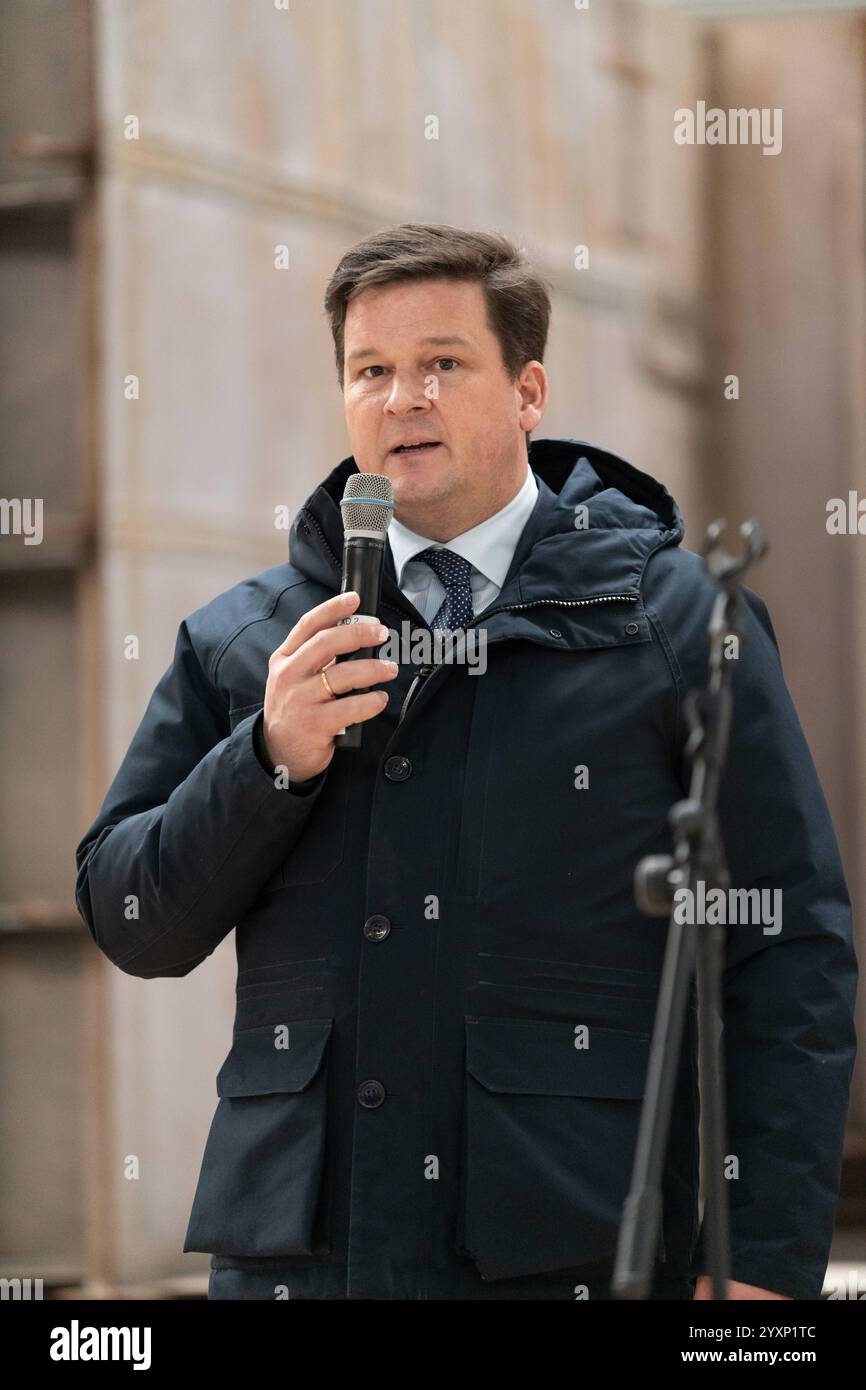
[341,472,395,536]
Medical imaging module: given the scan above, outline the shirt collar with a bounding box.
[388,463,539,588]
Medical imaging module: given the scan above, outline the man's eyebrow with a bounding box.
[345,335,474,366]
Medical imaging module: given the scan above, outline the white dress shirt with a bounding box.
[387,464,539,625]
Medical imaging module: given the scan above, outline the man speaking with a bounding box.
[75,223,858,1301]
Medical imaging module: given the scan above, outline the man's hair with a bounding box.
[324,223,552,390]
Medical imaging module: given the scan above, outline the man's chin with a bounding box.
[390,470,451,504]
[391,480,455,529]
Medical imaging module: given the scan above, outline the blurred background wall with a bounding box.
[1,0,863,1297]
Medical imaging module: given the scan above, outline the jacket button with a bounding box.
[625,622,639,635]
[364,914,391,942]
[384,755,412,781]
[357,1079,386,1108]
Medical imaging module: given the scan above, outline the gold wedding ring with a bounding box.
[320,667,337,700]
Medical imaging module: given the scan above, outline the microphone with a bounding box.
[333,472,395,749]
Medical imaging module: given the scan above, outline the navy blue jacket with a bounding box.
[74,439,858,1300]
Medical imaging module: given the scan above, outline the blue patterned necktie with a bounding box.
[416,546,475,632]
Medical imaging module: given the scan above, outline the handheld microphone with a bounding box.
[333,472,395,748]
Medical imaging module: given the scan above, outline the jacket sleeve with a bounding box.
[74,619,329,979]
[657,571,858,1299]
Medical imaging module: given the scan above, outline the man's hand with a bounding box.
[693,1275,792,1300]
[262,590,399,781]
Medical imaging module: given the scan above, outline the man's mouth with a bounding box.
[388,442,441,458]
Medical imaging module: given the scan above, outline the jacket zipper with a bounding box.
[476,593,639,618]
[396,592,639,725]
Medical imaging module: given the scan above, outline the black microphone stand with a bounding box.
[611,518,768,1301]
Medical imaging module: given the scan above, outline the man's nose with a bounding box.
[384,372,434,413]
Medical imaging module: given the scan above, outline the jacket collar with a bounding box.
[290,438,684,625]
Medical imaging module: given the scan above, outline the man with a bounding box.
[75,223,858,1301]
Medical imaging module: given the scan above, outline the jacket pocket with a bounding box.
[229,702,349,888]
[183,1017,333,1257]
[456,1014,663,1280]
[235,958,331,1003]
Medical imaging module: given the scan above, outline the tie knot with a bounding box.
[415,546,474,631]
[416,546,473,585]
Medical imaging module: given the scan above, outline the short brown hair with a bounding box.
[324,222,552,389]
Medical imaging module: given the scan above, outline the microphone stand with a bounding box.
[611,518,768,1301]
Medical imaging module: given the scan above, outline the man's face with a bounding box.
[341,278,546,540]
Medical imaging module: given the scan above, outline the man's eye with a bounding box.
[359,359,457,379]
